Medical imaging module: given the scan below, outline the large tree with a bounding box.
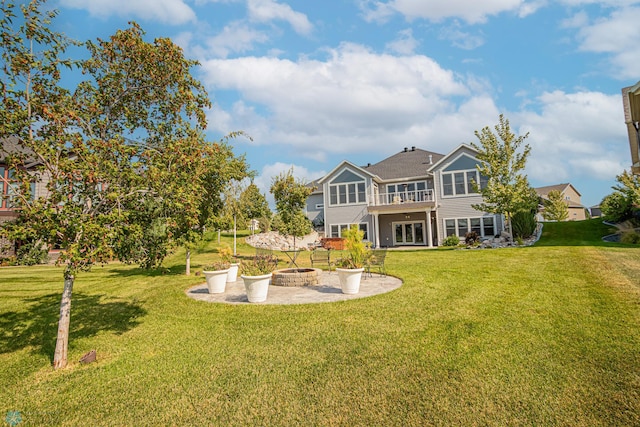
[239,181,271,230]
[542,190,569,222]
[471,114,535,238]
[270,169,314,249]
[0,1,229,368]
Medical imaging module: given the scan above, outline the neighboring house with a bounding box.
[0,137,47,257]
[305,145,504,248]
[622,81,640,175]
[534,183,586,221]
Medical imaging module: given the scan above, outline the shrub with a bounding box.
[241,254,278,276]
[620,231,640,245]
[511,209,537,238]
[15,242,49,266]
[464,231,480,246]
[601,192,633,223]
[442,235,460,247]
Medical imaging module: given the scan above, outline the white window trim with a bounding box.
[441,169,483,198]
[329,223,369,241]
[443,216,495,238]
[328,181,367,206]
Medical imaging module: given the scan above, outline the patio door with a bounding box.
[393,221,425,245]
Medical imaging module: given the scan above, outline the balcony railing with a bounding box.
[369,189,434,206]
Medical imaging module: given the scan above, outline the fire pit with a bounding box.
[271,268,321,287]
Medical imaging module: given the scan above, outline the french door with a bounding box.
[393,221,425,245]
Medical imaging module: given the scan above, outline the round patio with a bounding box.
[186,271,402,305]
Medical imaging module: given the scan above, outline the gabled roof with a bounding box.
[535,183,584,208]
[317,160,378,184]
[534,183,581,198]
[0,136,39,165]
[362,147,444,181]
[427,143,478,172]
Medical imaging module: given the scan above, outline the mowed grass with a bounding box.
[0,220,639,426]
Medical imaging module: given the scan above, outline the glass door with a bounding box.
[393,221,426,245]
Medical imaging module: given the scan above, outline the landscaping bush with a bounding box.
[620,231,640,245]
[465,231,480,246]
[511,209,537,238]
[600,192,634,223]
[15,242,48,266]
[442,234,460,246]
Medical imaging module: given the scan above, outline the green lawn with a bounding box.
[1,220,639,426]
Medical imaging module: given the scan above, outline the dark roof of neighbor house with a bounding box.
[362,146,445,181]
[0,136,39,165]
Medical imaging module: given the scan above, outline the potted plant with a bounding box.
[241,253,278,302]
[335,226,369,294]
[219,245,240,282]
[202,256,231,294]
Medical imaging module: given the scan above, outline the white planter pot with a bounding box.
[227,263,240,282]
[203,269,229,293]
[336,267,364,294]
[241,273,272,303]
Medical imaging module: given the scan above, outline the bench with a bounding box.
[310,249,332,271]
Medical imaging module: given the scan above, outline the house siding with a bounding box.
[309,145,507,248]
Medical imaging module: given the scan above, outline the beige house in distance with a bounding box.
[535,183,586,221]
[622,81,640,175]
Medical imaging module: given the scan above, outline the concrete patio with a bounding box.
[186,271,402,305]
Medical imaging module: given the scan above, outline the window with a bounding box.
[443,216,495,239]
[441,169,486,197]
[0,166,37,209]
[328,170,366,206]
[387,181,427,202]
[329,223,369,240]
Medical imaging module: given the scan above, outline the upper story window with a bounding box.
[441,154,488,197]
[386,181,428,203]
[328,169,366,206]
[0,165,36,210]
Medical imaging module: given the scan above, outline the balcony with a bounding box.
[368,189,434,207]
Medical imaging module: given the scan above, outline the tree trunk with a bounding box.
[185,249,191,275]
[53,274,74,369]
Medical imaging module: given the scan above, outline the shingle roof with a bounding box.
[362,147,445,181]
[0,136,39,165]
[534,183,581,197]
[534,183,584,208]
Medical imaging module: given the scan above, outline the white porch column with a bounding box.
[373,212,381,248]
[426,209,433,248]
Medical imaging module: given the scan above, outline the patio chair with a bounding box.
[310,248,332,272]
[365,248,387,277]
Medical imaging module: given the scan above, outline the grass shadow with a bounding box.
[0,292,146,362]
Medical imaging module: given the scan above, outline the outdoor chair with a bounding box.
[365,248,387,277]
[310,249,332,272]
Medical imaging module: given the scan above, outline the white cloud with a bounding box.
[361,0,531,24]
[385,29,419,55]
[253,162,325,208]
[204,21,270,58]
[438,22,485,50]
[572,7,640,79]
[247,0,313,35]
[200,43,472,158]
[59,0,196,24]
[515,90,628,184]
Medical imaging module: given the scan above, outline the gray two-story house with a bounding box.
[306,145,504,248]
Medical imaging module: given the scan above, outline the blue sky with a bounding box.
[48,0,640,208]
